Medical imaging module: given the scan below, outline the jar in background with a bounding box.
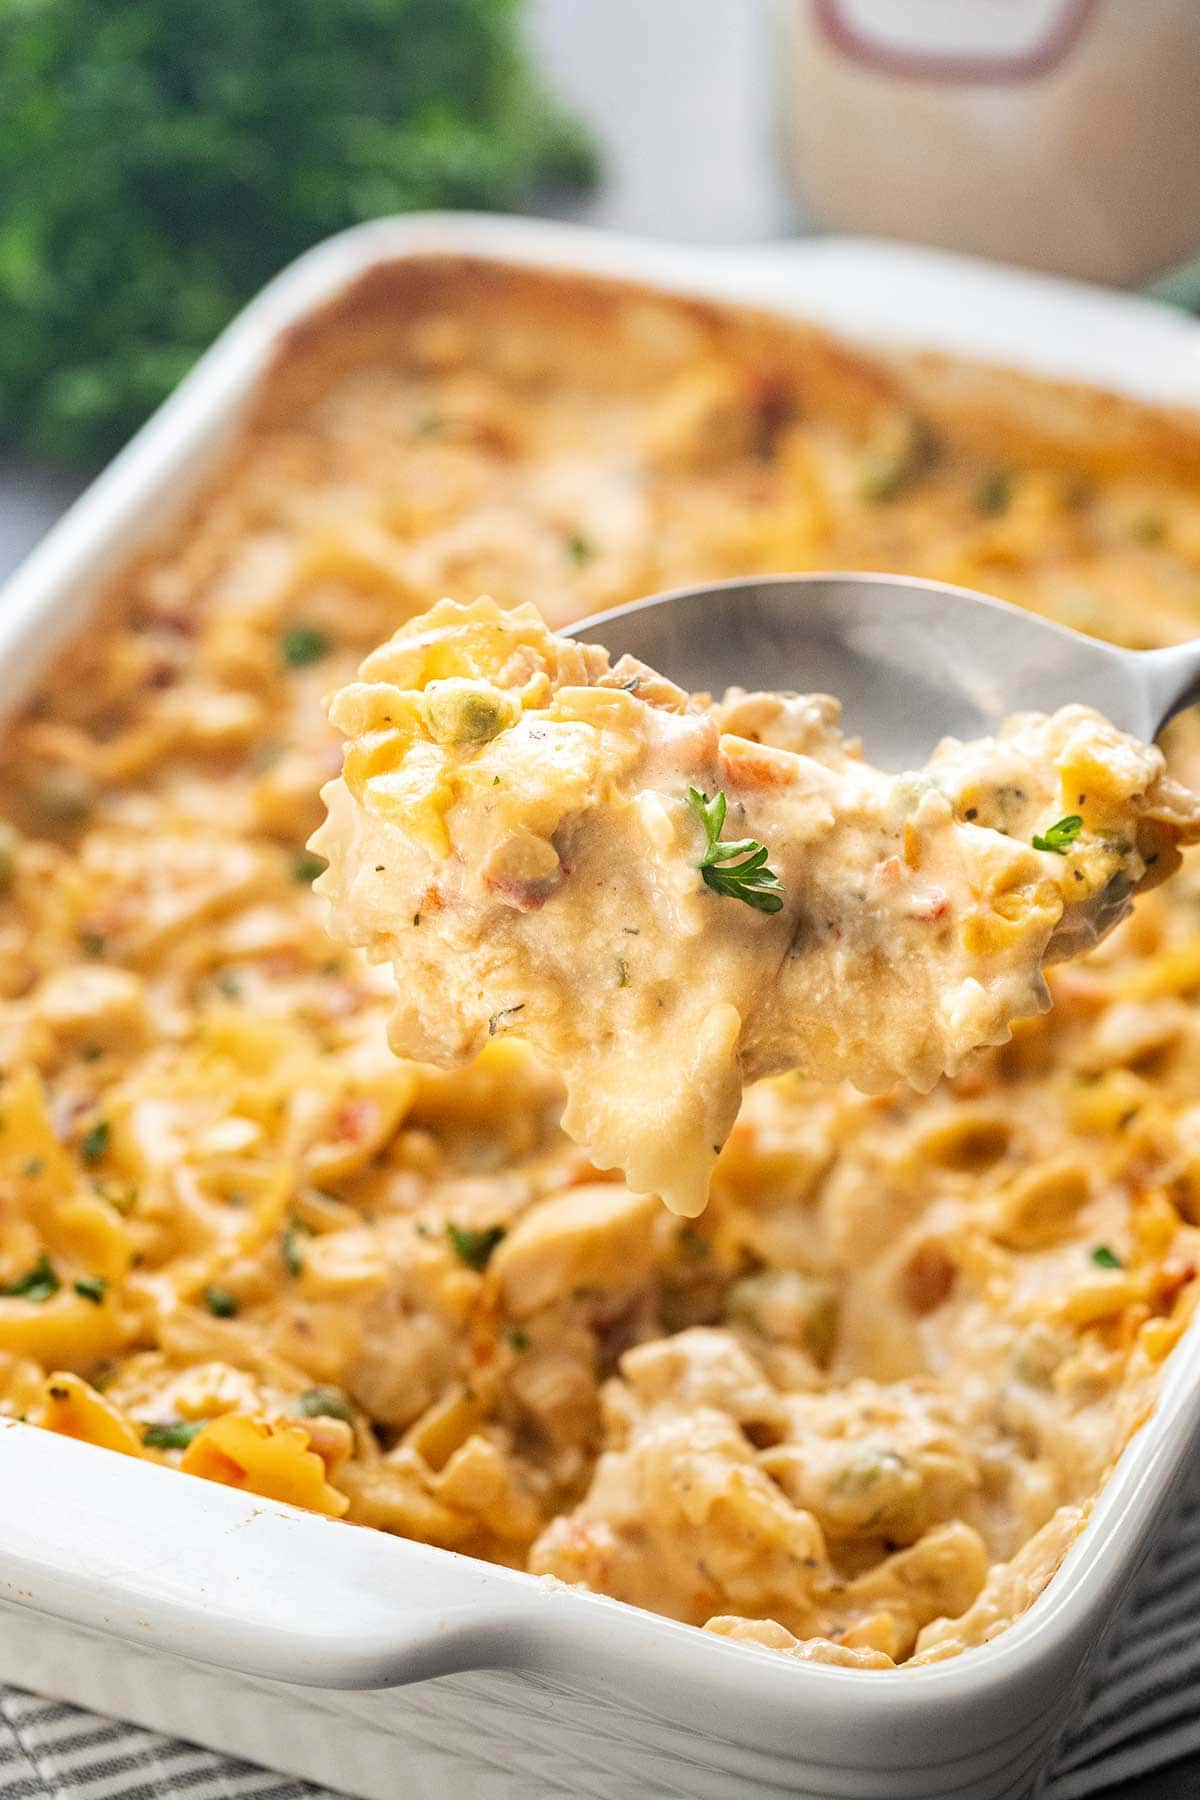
[782,0,1200,285]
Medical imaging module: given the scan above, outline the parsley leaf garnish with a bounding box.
[142,1419,205,1450]
[1,1253,59,1302]
[74,1275,107,1305]
[281,626,330,668]
[1033,815,1083,854]
[1091,1244,1123,1270]
[685,788,783,913]
[446,1222,505,1271]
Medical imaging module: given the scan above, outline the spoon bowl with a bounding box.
[573,572,1199,770]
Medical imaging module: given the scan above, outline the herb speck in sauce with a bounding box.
[142,1419,205,1451]
[293,851,328,884]
[0,1253,59,1302]
[80,1120,109,1164]
[857,417,932,504]
[1032,815,1083,855]
[281,625,331,668]
[446,1222,505,1271]
[975,470,1012,517]
[282,1218,312,1277]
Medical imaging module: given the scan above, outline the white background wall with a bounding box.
[528,0,795,241]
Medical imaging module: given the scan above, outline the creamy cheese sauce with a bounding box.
[314,597,1200,1216]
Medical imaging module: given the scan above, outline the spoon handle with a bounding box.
[1141,639,1200,736]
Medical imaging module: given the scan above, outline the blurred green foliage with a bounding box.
[0,0,595,465]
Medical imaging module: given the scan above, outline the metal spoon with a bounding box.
[573,572,1200,771]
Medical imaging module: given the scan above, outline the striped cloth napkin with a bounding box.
[3,1471,1200,1800]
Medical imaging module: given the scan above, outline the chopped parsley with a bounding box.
[446,1222,506,1272]
[975,470,1011,517]
[506,1327,530,1353]
[78,929,106,958]
[1131,512,1165,546]
[281,1217,313,1277]
[80,1119,110,1164]
[293,851,328,884]
[566,533,594,565]
[204,1284,238,1317]
[685,788,783,913]
[1032,815,1083,855]
[93,1177,137,1215]
[73,1276,107,1305]
[857,419,933,503]
[298,1386,354,1423]
[0,1253,59,1302]
[142,1419,205,1450]
[281,626,330,668]
[677,1225,711,1261]
[1091,1244,1123,1270]
[21,1158,44,1178]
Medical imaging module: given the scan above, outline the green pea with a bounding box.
[424,681,515,746]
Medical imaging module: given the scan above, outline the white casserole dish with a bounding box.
[3,214,1200,1800]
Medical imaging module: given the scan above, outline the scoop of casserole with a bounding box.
[311,596,1200,1216]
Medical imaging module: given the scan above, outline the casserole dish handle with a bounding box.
[0,1422,544,1688]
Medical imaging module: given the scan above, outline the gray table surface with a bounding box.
[0,3,1195,1792]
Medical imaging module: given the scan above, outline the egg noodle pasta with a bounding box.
[3,258,1200,1665]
